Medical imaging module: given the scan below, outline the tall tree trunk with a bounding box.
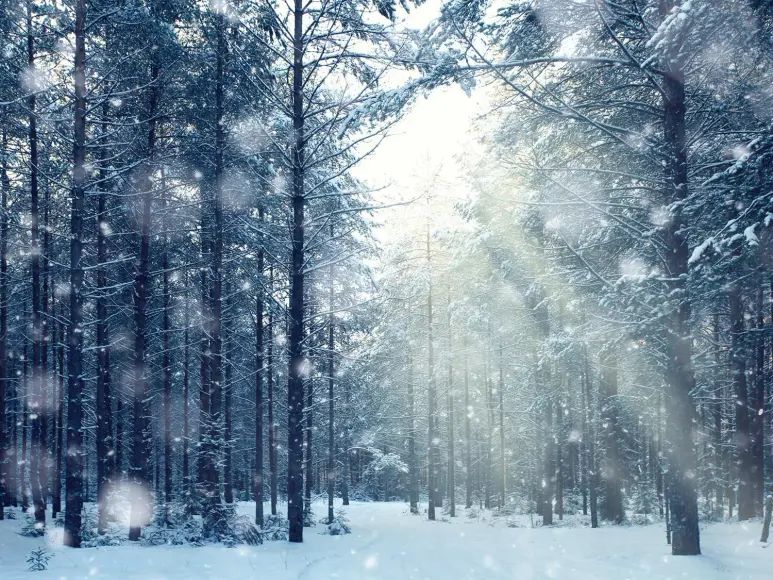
[304,350,313,524]
[224,317,232,505]
[267,268,278,516]
[128,61,159,542]
[53,301,64,516]
[583,347,598,528]
[712,313,723,516]
[162,184,172,523]
[0,129,8,519]
[95,101,113,534]
[327,268,335,524]
[543,389,554,526]
[407,349,418,514]
[426,224,438,521]
[446,295,455,517]
[255,214,264,525]
[22,346,29,512]
[485,363,493,511]
[464,338,472,509]
[600,347,623,523]
[43,172,51,516]
[498,342,505,510]
[64,0,88,546]
[183,275,191,503]
[342,344,350,506]
[27,2,46,529]
[752,281,764,516]
[659,0,700,555]
[287,0,306,543]
[203,14,226,522]
[730,279,753,521]
[198,183,210,510]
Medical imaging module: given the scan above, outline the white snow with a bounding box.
[0,501,769,579]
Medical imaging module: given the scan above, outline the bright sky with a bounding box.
[351,0,494,245]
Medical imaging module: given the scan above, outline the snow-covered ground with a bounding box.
[0,501,769,579]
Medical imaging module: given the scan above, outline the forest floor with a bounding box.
[0,500,768,579]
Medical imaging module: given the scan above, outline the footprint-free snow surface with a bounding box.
[0,501,768,579]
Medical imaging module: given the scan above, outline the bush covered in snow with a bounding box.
[261,514,289,541]
[26,547,52,572]
[320,510,351,535]
[19,515,46,537]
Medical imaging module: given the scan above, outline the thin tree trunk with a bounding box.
[712,313,723,517]
[730,279,753,521]
[27,2,46,529]
[304,354,313,524]
[183,275,191,503]
[267,268,277,516]
[407,349,418,514]
[752,281,764,516]
[498,342,505,510]
[22,343,29,512]
[426,224,438,521]
[464,338,472,509]
[327,267,335,524]
[53,301,64,516]
[583,347,598,528]
[0,129,8,519]
[255,212,264,525]
[447,294,455,517]
[162,183,172,523]
[64,0,87,546]
[95,100,113,534]
[600,347,623,523]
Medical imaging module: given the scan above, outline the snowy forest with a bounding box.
[0,0,772,577]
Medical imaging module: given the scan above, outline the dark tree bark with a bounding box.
[600,347,623,524]
[327,270,335,524]
[0,129,8,519]
[498,342,505,510]
[64,0,88,546]
[426,225,438,521]
[446,295,455,517]
[203,13,226,519]
[255,214,265,525]
[464,339,472,509]
[27,1,46,529]
[128,61,159,542]
[162,183,172,523]
[752,282,764,516]
[95,101,113,534]
[224,320,232,505]
[407,350,418,514]
[730,279,753,521]
[198,184,210,508]
[659,1,700,551]
[712,313,723,516]
[341,350,350,507]
[22,349,29,512]
[53,301,64,516]
[287,0,307,542]
[543,390,554,526]
[304,357,313,523]
[267,269,278,516]
[583,347,598,528]
[183,276,191,502]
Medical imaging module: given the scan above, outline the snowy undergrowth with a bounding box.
[0,500,769,579]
